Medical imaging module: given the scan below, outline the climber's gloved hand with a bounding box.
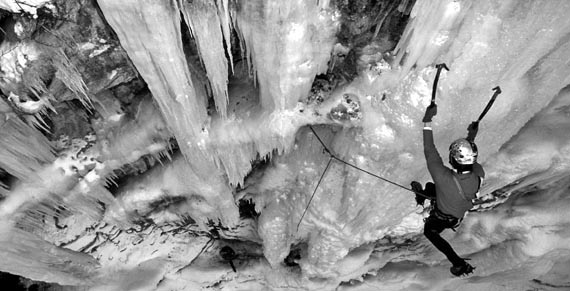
[422,104,437,123]
[415,194,427,207]
[411,181,426,206]
[467,121,479,142]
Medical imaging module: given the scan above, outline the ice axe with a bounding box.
[431,63,450,106]
[476,86,502,122]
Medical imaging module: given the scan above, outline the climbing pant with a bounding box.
[423,207,464,266]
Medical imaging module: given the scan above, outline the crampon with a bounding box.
[450,260,475,277]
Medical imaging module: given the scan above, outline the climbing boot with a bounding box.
[450,260,475,277]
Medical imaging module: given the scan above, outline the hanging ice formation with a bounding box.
[233,0,338,111]
[0,99,54,182]
[180,0,231,117]
[96,0,241,226]
[96,0,339,191]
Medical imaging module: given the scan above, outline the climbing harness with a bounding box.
[476,86,502,122]
[296,126,431,231]
[431,63,449,105]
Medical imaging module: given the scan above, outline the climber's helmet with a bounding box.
[449,138,478,170]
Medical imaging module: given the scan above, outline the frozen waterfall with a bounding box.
[0,0,569,290]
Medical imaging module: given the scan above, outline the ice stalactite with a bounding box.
[207,102,322,186]
[51,48,93,109]
[233,0,339,111]
[0,100,54,182]
[97,0,239,225]
[180,0,231,117]
[96,0,209,175]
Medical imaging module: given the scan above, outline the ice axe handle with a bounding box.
[477,86,502,122]
[431,63,450,105]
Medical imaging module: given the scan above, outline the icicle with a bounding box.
[233,0,339,111]
[97,0,212,175]
[392,0,464,76]
[51,48,93,109]
[0,108,54,181]
[180,0,230,117]
[216,0,234,74]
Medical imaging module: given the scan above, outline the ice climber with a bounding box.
[411,104,484,277]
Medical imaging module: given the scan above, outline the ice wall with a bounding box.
[391,0,570,162]
[251,0,570,278]
[483,87,570,193]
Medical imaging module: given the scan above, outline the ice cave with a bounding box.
[1,0,569,290]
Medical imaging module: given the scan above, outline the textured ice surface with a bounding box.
[233,0,339,111]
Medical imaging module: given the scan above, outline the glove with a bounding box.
[467,121,479,142]
[411,181,426,206]
[422,104,437,123]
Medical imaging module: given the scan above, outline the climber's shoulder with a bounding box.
[473,162,485,178]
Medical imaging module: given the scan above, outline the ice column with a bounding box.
[233,0,338,111]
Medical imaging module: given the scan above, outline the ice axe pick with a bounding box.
[476,86,502,122]
[431,63,450,106]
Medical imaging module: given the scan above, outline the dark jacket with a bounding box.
[423,129,485,218]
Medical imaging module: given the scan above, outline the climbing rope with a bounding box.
[308,125,423,195]
[296,156,333,231]
[296,126,432,231]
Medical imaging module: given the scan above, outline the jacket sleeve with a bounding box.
[423,129,448,179]
[473,162,486,178]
